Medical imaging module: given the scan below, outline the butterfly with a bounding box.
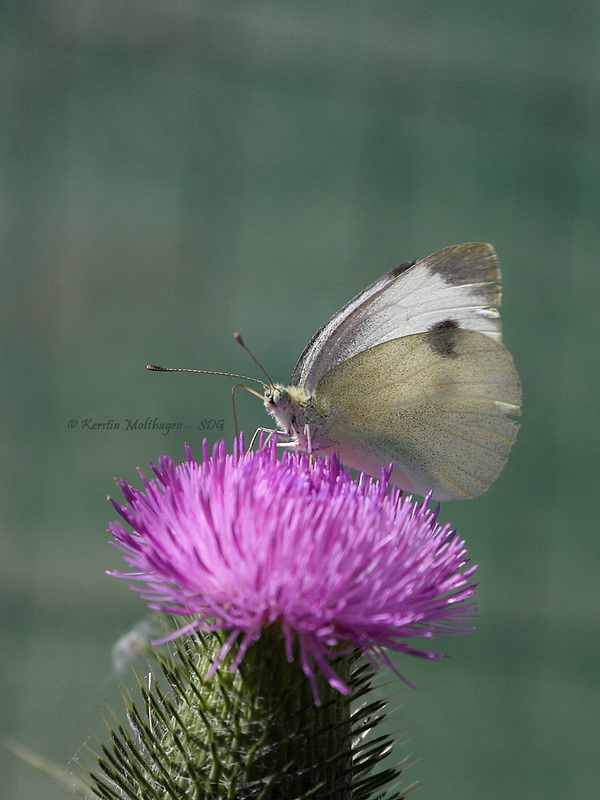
[149,243,520,501]
[260,242,521,501]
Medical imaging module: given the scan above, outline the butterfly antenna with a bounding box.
[234,332,275,387]
[147,364,266,388]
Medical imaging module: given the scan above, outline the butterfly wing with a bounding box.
[310,327,521,501]
[291,242,503,393]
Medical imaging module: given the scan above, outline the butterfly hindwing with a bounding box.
[311,327,521,500]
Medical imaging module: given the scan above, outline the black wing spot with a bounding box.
[429,319,460,358]
[389,260,417,278]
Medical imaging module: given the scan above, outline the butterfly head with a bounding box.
[263,383,311,438]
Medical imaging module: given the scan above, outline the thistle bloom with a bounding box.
[108,437,477,701]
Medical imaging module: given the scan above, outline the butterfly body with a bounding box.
[263,243,521,501]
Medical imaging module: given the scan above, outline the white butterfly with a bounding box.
[262,243,520,501]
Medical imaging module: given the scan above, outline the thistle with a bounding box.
[89,436,477,798]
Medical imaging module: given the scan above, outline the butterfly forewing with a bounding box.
[291,242,502,393]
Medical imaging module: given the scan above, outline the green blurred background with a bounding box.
[2,2,599,798]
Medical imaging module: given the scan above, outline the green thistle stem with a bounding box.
[240,626,353,797]
[88,626,404,800]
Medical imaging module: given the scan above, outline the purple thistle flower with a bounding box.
[108,436,477,702]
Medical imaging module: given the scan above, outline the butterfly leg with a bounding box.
[247,427,297,452]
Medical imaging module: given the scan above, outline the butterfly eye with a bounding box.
[267,386,289,407]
